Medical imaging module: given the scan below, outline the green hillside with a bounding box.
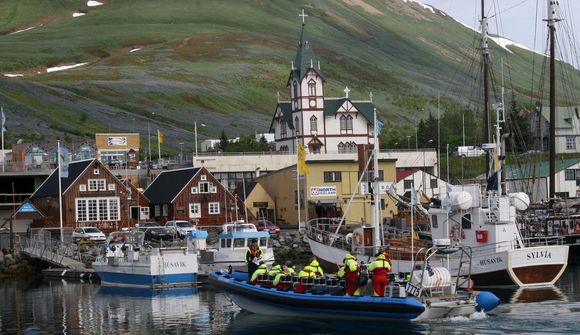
[0,0,577,154]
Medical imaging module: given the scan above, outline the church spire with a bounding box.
[292,9,323,81]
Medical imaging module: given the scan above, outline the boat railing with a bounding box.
[518,236,565,248]
[305,219,354,252]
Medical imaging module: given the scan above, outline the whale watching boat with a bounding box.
[92,230,200,288]
[209,244,500,320]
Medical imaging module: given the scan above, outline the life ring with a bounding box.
[353,231,364,246]
[449,224,465,242]
[316,233,324,242]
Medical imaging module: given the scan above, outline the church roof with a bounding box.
[277,102,294,130]
[323,98,378,125]
[291,24,325,82]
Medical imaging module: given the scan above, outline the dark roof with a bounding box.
[234,181,257,199]
[144,168,200,204]
[31,159,93,198]
[323,98,378,125]
[396,169,419,182]
[291,24,325,82]
[476,158,580,180]
[278,102,294,130]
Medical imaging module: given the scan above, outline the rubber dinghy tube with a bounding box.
[475,291,501,312]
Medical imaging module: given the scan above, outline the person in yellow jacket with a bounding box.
[368,254,392,296]
[249,262,269,284]
[273,261,297,290]
[283,261,296,275]
[343,251,361,296]
[294,265,316,293]
[308,259,324,277]
[268,263,282,277]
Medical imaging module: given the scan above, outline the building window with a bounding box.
[189,203,201,218]
[201,175,207,181]
[346,115,353,131]
[295,116,300,134]
[430,178,438,189]
[293,81,298,98]
[565,169,576,181]
[280,119,287,137]
[338,142,346,153]
[75,197,120,222]
[79,185,86,192]
[209,202,220,214]
[340,115,354,133]
[308,79,316,96]
[358,170,384,181]
[310,116,317,132]
[191,187,198,194]
[566,136,576,150]
[88,179,106,191]
[324,171,342,182]
[154,205,160,217]
[199,182,209,193]
[108,184,116,191]
[340,141,356,153]
[140,207,150,220]
[404,180,414,190]
[94,168,99,175]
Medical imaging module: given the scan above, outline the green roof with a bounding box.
[540,106,580,128]
[323,98,378,125]
[278,102,294,130]
[291,24,324,82]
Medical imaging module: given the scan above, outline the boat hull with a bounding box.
[93,249,199,288]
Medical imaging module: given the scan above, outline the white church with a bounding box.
[270,11,379,154]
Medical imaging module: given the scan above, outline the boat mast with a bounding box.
[481,0,491,179]
[373,108,381,250]
[547,0,559,206]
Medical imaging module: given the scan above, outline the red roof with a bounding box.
[396,169,419,182]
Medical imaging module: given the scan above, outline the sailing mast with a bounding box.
[481,0,491,179]
[546,0,559,206]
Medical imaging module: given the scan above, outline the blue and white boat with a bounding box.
[209,245,500,320]
[198,222,274,276]
[92,231,200,288]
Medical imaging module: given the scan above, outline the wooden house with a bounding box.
[28,159,149,234]
[144,167,254,225]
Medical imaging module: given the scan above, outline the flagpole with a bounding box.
[296,139,301,230]
[411,189,414,264]
[1,106,5,173]
[57,140,64,242]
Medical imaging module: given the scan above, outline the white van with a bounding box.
[455,146,485,157]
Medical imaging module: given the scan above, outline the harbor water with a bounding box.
[2,264,580,334]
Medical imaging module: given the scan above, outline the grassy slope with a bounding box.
[0,0,578,153]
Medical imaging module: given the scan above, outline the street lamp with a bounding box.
[194,122,207,157]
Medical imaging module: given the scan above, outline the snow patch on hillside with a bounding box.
[9,26,36,35]
[129,48,141,53]
[87,1,103,7]
[47,63,88,73]
[3,74,24,77]
[72,12,86,17]
[402,0,435,14]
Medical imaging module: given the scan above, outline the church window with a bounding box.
[338,142,346,153]
[293,81,298,98]
[340,115,354,134]
[346,115,353,131]
[347,141,356,153]
[295,116,300,134]
[280,119,287,137]
[308,80,316,96]
[310,116,317,132]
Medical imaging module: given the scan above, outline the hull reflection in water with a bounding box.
[492,286,568,304]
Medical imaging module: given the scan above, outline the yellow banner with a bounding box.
[158,129,164,144]
[297,143,309,175]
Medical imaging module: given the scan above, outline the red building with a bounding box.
[27,159,149,234]
[144,167,253,225]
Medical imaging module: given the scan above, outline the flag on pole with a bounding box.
[157,129,164,144]
[1,107,5,132]
[58,142,69,178]
[297,143,309,175]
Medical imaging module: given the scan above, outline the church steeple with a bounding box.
[291,9,323,82]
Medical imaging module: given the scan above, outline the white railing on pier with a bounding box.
[18,235,91,270]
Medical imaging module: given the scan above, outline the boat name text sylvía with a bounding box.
[526,250,552,260]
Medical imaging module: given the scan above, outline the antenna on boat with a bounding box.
[481,0,492,179]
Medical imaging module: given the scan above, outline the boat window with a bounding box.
[461,214,472,229]
[221,239,226,248]
[233,238,245,248]
[226,239,232,248]
[431,215,438,228]
[260,237,268,247]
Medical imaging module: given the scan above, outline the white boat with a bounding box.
[428,185,568,287]
[198,222,275,276]
[92,231,199,288]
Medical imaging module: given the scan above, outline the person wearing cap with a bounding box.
[368,253,392,296]
[245,239,263,279]
[283,261,296,275]
[343,251,361,296]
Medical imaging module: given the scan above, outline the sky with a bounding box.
[422,0,580,53]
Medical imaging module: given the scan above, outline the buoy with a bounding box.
[475,291,500,312]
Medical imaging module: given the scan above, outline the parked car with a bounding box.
[72,227,106,242]
[251,220,280,236]
[165,220,197,238]
[136,222,175,242]
[455,146,485,157]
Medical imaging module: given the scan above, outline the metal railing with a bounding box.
[19,234,92,269]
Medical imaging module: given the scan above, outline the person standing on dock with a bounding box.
[368,254,391,297]
[246,239,263,279]
[343,251,361,296]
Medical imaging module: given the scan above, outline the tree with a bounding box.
[219,130,229,152]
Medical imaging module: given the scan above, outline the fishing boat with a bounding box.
[209,244,500,320]
[92,231,200,288]
[198,221,275,276]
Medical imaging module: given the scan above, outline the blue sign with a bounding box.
[18,202,38,213]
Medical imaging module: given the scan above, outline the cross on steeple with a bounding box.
[299,9,308,25]
[344,86,350,98]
